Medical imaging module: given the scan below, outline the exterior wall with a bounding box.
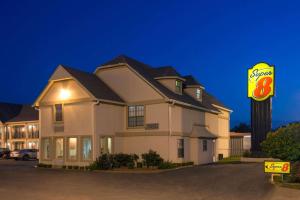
[171,105,205,134]
[157,79,177,93]
[39,78,95,166]
[95,66,163,102]
[205,111,230,159]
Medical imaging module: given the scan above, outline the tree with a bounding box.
[231,123,251,133]
[261,123,300,161]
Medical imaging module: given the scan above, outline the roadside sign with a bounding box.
[264,161,290,174]
[248,62,275,101]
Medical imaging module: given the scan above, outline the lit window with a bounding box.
[28,124,39,138]
[128,105,144,127]
[28,141,38,149]
[175,80,182,93]
[177,139,184,158]
[203,140,207,152]
[68,137,77,160]
[196,88,202,100]
[54,104,63,122]
[82,137,92,160]
[55,138,64,159]
[100,136,112,154]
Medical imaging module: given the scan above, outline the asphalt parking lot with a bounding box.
[0,160,299,200]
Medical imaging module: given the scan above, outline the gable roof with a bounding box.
[7,105,39,123]
[61,66,124,104]
[99,55,230,113]
[0,102,38,123]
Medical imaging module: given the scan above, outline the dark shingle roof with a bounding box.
[100,55,230,112]
[7,105,39,122]
[183,75,204,87]
[0,103,22,123]
[202,91,229,110]
[61,66,124,103]
[0,103,38,123]
[152,66,181,77]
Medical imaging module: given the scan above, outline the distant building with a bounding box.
[230,132,251,156]
[32,55,232,167]
[0,103,39,150]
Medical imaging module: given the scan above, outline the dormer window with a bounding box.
[196,88,202,101]
[175,80,182,93]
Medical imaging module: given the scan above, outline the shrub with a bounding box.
[112,153,139,168]
[88,153,139,170]
[142,150,163,168]
[158,161,176,169]
[137,162,143,168]
[261,123,300,161]
[127,162,135,169]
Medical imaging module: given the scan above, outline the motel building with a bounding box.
[30,55,232,167]
[0,103,39,150]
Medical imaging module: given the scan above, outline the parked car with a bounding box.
[10,149,38,160]
[0,148,10,159]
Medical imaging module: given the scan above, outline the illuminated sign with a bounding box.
[248,63,274,101]
[264,161,290,174]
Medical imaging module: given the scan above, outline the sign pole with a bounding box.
[251,98,272,152]
[248,63,274,153]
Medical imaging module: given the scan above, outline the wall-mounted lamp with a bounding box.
[59,89,71,100]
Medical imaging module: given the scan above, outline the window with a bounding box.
[203,140,207,152]
[175,80,182,93]
[100,136,112,154]
[43,138,51,159]
[28,141,38,149]
[11,126,26,139]
[68,137,77,160]
[55,138,64,159]
[54,104,63,122]
[28,124,39,138]
[128,105,144,127]
[177,139,184,158]
[82,137,92,160]
[196,88,202,100]
[14,142,24,150]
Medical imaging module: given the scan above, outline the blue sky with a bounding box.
[0,0,299,128]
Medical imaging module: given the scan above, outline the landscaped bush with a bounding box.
[261,122,300,161]
[88,153,139,170]
[141,150,163,168]
[158,161,176,169]
[113,153,139,168]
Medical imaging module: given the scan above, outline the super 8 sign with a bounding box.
[264,161,290,174]
[248,63,274,101]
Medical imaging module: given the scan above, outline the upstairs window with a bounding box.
[54,104,63,122]
[175,80,182,93]
[196,88,202,101]
[128,105,144,128]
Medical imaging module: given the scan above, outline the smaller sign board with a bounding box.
[264,161,290,174]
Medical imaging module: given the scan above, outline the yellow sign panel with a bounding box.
[264,161,290,174]
[248,63,274,101]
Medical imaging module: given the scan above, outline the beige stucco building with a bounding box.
[33,55,232,167]
[0,103,39,150]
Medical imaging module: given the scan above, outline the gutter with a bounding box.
[167,99,220,114]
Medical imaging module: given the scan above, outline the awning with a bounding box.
[190,125,217,139]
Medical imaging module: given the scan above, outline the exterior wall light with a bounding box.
[59,89,71,100]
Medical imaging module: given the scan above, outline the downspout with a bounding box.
[92,100,101,162]
[168,100,175,160]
